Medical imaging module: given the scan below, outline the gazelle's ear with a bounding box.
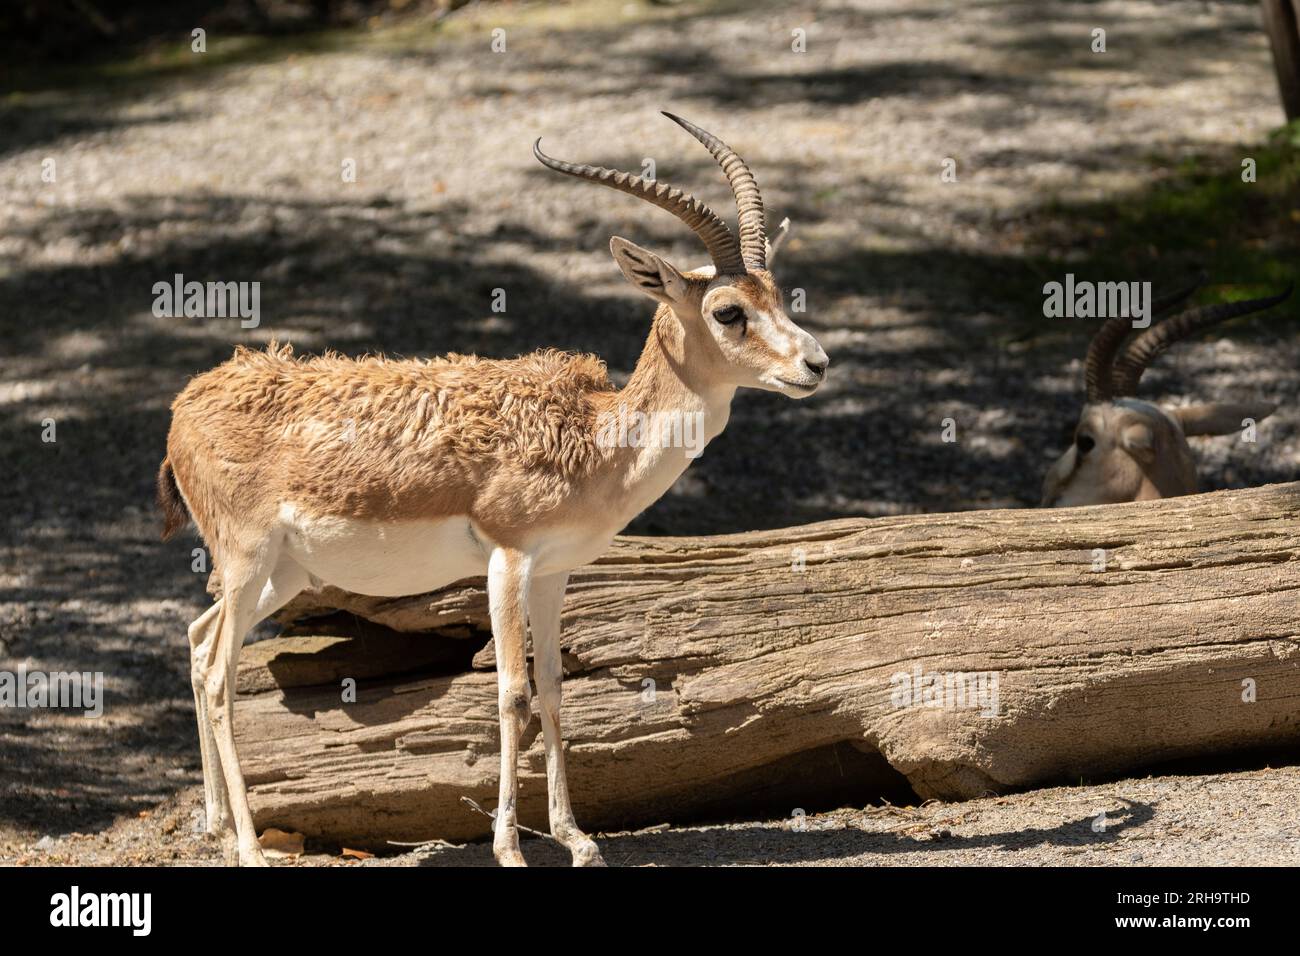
[1172,402,1278,437]
[609,237,689,306]
[1121,422,1156,464]
[766,217,792,266]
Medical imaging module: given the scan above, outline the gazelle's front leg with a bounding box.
[528,572,604,866]
[487,547,533,866]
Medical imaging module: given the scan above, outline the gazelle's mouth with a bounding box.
[776,377,821,394]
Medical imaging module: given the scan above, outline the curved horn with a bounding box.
[661,112,767,270]
[1111,285,1293,396]
[1083,315,1133,403]
[1083,276,1205,402]
[533,139,746,275]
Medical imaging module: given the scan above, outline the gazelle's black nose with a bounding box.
[805,359,827,378]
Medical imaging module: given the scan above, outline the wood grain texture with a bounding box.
[235,483,1300,846]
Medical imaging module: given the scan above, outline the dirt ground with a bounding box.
[2,0,1298,866]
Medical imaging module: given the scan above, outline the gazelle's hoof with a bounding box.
[572,841,606,867]
[494,846,528,867]
[239,847,270,867]
[221,829,269,866]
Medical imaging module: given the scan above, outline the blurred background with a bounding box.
[1,0,1298,858]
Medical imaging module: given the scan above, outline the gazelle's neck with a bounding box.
[622,307,735,427]
[593,307,735,525]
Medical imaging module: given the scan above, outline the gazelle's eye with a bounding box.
[1076,433,1096,455]
[712,305,744,326]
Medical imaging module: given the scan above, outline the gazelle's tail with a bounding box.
[157,457,190,540]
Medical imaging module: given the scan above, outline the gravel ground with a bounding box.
[10,763,1299,867]
[2,0,1297,865]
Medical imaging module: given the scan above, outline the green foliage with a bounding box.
[1031,122,1300,325]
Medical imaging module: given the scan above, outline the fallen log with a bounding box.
[234,482,1300,847]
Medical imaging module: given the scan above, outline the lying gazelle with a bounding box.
[1042,282,1291,507]
[157,113,828,866]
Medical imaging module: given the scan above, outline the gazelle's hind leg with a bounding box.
[528,572,603,866]
[194,545,310,866]
[188,601,227,836]
[188,557,312,849]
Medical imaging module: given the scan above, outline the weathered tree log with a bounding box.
[234,483,1300,847]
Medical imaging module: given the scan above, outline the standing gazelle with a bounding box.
[1042,282,1290,507]
[158,113,828,866]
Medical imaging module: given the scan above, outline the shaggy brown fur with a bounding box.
[162,342,630,559]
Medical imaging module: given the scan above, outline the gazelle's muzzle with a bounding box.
[772,326,829,396]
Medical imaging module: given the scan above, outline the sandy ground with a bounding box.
[2,0,1298,865]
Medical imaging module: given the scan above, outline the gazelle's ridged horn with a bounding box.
[1084,315,1133,403]
[661,112,767,270]
[1111,285,1293,396]
[534,139,746,275]
[1083,276,1204,402]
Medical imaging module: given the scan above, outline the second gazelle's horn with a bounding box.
[1084,315,1134,403]
[533,138,746,275]
[1083,276,1203,402]
[662,112,768,270]
[1110,285,1294,396]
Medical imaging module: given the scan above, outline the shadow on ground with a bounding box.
[411,799,1157,867]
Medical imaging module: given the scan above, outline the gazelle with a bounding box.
[158,112,828,866]
[1042,282,1290,507]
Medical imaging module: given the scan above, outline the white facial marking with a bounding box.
[761,310,799,358]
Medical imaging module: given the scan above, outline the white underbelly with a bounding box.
[532,527,618,577]
[280,510,490,597]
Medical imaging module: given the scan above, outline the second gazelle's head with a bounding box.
[1042,282,1290,507]
[535,112,829,398]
